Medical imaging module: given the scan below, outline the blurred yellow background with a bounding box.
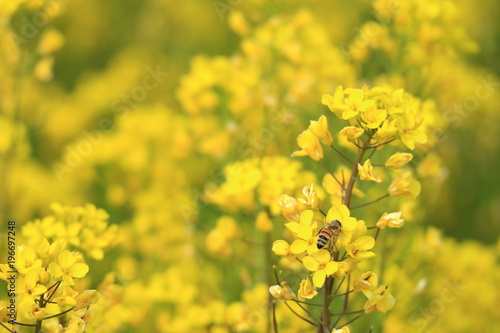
[1,0,499,332]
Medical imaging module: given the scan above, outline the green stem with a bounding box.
[284,302,319,327]
[343,133,373,207]
[272,302,279,333]
[350,193,390,210]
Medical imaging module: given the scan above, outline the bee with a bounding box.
[316,220,342,249]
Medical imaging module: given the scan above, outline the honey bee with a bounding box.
[316,220,342,249]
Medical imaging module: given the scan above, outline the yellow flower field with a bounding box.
[1,0,499,332]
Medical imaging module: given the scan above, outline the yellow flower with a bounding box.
[358,159,381,182]
[361,105,387,129]
[332,261,351,279]
[74,290,100,310]
[66,317,87,333]
[292,129,323,161]
[340,126,364,141]
[298,279,318,301]
[395,113,427,150]
[48,250,89,285]
[343,89,375,119]
[18,269,47,303]
[302,249,338,287]
[276,194,301,222]
[388,171,421,198]
[322,85,346,118]
[288,211,319,255]
[27,304,46,320]
[326,205,358,245]
[52,285,79,307]
[346,236,376,261]
[298,184,322,210]
[385,152,413,169]
[323,86,375,119]
[332,327,350,333]
[269,282,295,300]
[309,115,333,145]
[376,212,405,229]
[374,119,398,142]
[354,271,378,294]
[363,286,395,314]
[16,245,42,275]
[272,240,295,261]
[36,238,66,267]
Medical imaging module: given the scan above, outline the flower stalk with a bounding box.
[272,85,430,331]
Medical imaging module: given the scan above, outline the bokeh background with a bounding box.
[1,0,500,332]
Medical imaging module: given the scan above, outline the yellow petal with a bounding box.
[67,263,89,278]
[299,210,314,224]
[313,249,331,263]
[290,239,309,254]
[296,224,313,240]
[324,261,339,275]
[313,270,326,288]
[58,250,75,269]
[48,262,63,278]
[302,256,319,272]
[356,236,375,250]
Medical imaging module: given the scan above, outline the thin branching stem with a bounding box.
[0,322,15,332]
[344,132,374,207]
[41,307,75,320]
[331,277,346,299]
[367,137,396,149]
[330,144,355,164]
[321,160,346,191]
[295,301,320,320]
[331,289,354,298]
[292,299,323,307]
[338,311,366,328]
[11,322,36,327]
[350,194,390,210]
[330,308,365,316]
[366,146,378,160]
[284,301,319,327]
[272,302,279,333]
[273,266,280,284]
[45,280,62,302]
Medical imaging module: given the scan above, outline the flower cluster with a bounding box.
[22,203,120,261]
[2,0,499,332]
[270,85,438,331]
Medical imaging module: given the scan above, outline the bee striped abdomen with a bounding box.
[317,228,334,249]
